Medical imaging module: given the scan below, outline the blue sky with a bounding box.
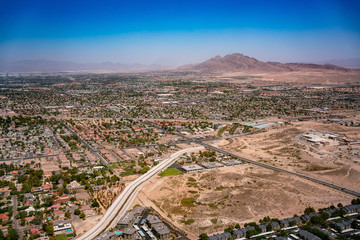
[0,0,359,65]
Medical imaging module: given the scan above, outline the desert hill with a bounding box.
[178,53,349,72]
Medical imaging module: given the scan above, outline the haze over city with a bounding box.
[1,0,360,66]
[1,1,360,240]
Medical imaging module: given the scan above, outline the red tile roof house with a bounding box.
[50,204,62,210]
[30,228,41,236]
[44,171,53,178]
[25,216,35,223]
[0,214,8,220]
[54,195,71,204]
[53,210,65,219]
[41,184,51,192]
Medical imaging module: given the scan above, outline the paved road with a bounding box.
[76,146,204,240]
[0,154,59,162]
[12,196,20,236]
[63,123,108,166]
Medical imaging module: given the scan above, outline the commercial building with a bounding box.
[181,164,204,173]
[152,223,170,240]
[117,211,134,229]
[202,162,224,169]
[221,159,242,166]
[122,227,138,239]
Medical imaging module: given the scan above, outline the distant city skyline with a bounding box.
[1,0,359,66]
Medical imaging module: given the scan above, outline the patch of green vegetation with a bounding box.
[187,177,198,187]
[56,234,67,240]
[188,177,196,182]
[208,203,218,209]
[188,190,198,194]
[215,186,226,191]
[120,167,137,176]
[181,198,196,207]
[160,168,183,177]
[229,123,239,135]
[211,218,218,224]
[109,162,121,169]
[217,126,227,137]
[182,219,195,225]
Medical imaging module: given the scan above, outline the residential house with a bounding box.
[270,221,280,230]
[68,180,84,191]
[208,232,231,240]
[233,229,246,238]
[54,195,71,204]
[333,220,352,231]
[0,214,8,221]
[258,224,267,233]
[280,219,290,228]
[24,193,35,201]
[344,204,360,213]
[298,230,321,240]
[25,216,35,223]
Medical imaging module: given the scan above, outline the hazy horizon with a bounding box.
[1,0,359,66]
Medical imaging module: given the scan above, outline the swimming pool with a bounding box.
[64,229,73,233]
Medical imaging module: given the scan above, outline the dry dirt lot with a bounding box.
[217,120,360,192]
[135,165,353,237]
[219,70,360,85]
[72,214,102,237]
[133,119,359,237]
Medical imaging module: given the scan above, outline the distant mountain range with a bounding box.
[0,59,171,73]
[316,58,360,69]
[178,53,351,72]
[1,54,358,73]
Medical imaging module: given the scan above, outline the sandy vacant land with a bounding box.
[73,214,102,237]
[219,70,360,85]
[133,119,359,237]
[136,165,353,236]
[217,120,360,192]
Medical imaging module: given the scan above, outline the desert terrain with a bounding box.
[218,70,360,85]
[218,118,360,192]
[133,115,360,237]
[134,164,353,237]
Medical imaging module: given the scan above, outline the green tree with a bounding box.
[304,206,315,215]
[65,210,71,219]
[0,229,4,240]
[224,225,234,233]
[352,220,359,229]
[91,200,100,208]
[74,209,81,215]
[199,233,208,240]
[46,222,54,236]
[266,224,273,232]
[7,228,19,240]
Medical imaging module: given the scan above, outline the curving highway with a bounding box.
[76,146,204,240]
